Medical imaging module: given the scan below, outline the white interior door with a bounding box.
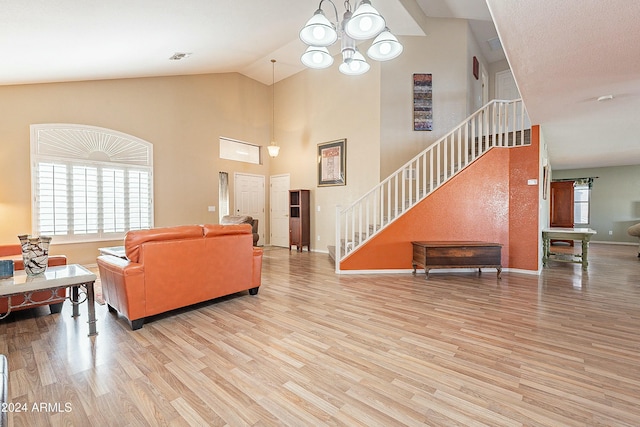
[234,173,265,245]
[270,174,290,247]
[481,66,489,106]
[496,69,519,100]
[496,69,530,130]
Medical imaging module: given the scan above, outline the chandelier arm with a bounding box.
[318,0,340,24]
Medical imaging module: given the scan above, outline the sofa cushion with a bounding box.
[125,225,203,263]
[203,223,251,237]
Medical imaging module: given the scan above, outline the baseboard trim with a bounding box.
[591,241,637,246]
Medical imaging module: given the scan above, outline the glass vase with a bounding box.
[18,235,52,276]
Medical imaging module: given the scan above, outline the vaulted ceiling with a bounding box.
[2,0,639,170]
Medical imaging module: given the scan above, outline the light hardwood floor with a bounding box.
[1,243,639,426]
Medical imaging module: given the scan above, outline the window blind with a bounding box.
[35,161,151,242]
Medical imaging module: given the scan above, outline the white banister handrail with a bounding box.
[335,99,530,273]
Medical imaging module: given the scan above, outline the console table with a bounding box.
[542,227,597,270]
[412,241,503,279]
[0,264,98,336]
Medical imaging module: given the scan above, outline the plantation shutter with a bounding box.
[31,124,154,242]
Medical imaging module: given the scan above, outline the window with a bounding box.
[573,181,591,226]
[219,137,261,164]
[31,124,153,243]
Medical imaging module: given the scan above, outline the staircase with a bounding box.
[330,99,531,272]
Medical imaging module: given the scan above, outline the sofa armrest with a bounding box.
[97,255,146,322]
[252,247,263,289]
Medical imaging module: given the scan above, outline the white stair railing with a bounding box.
[335,99,530,272]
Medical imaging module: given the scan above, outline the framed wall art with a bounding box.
[473,56,479,80]
[413,73,433,131]
[317,139,346,186]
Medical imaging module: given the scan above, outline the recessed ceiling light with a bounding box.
[169,52,192,61]
[597,94,614,102]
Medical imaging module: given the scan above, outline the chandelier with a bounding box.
[299,0,403,75]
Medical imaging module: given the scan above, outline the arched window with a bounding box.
[30,124,154,243]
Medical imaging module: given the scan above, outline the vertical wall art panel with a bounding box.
[413,73,433,131]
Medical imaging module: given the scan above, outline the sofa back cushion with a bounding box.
[203,223,252,237]
[0,245,21,257]
[125,225,203,262]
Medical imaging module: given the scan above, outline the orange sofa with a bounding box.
[0,244,67,315]
[97,224,263,330]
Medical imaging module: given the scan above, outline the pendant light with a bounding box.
[268,59,280,158]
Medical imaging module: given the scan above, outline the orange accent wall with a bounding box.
[508,125,540,270]
[340,126,540,271]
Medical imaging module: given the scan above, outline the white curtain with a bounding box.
[218,172,229,221]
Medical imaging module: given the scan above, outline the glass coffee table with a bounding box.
[0,264,98,336]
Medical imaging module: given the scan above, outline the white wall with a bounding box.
[379,19,470,179]
[268,61,382,251]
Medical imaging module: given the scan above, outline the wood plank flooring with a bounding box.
[1,243,639,426]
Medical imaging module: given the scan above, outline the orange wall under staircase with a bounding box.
[340,125,540,272]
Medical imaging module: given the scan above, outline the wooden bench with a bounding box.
[411,241,502,279]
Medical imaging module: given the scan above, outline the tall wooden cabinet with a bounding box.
[289,189,310,252]
[550,180,575,246]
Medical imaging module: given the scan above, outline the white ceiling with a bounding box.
[1,0,638,170]
[486,0,640,170]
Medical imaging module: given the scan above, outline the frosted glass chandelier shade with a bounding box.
[299,10,338,46]
[344,1,386,40]
[301,46,334,69]
[367,28,403,61]
[339,51,370,75]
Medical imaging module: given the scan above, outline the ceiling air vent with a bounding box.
[169,52,192,61]
[487,37,502,51]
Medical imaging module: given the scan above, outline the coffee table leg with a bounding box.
[86,281,98,336]
[71,286,80,318]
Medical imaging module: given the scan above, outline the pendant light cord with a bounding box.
[271,59,276,144]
